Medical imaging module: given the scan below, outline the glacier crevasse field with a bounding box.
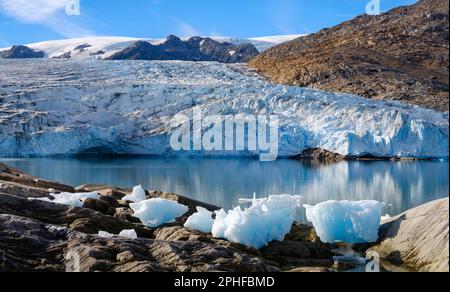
[0,59,448,158]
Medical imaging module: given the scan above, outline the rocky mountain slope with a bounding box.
[249,0,449,111]
[103,35,259,63]
[0,59,447,159]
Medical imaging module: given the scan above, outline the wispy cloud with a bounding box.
[0,0,94,38]
[175,19,200,37]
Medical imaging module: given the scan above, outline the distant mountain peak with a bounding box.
[0,45,44,59]
[104,35,259,63]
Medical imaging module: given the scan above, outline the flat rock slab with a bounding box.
[369,198,449,272]
[0,214,277,272]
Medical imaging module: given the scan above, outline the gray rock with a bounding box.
[0,214,277,272]
[0,46,44,59]
[369,198,449,272]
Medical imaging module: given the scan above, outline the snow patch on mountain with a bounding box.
[0,35,304,60]
[0,59,447,159]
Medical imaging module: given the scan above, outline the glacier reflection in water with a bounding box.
[1,158,448,217]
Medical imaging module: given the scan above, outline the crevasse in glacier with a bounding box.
[0,59,447,159]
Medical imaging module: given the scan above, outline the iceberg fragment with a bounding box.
[304,200,385,244]
[98,229,138,239]
[184,207,215,233]
[118,229,138,239]
[130,199,189,228]
[212,195,304,249]
[37,192,100,208]
[98,231,115,239]
[122,185,146,202]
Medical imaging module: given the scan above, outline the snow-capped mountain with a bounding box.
[0,59,447,158]
[0,35,304,60]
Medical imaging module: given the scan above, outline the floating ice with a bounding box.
[130,199,189,228]
[212,195,304,249]
[184,207,215,233]
[304,200,385,244]
[122,185,147,202]
[38,192,100,208]
[98,229,138,239]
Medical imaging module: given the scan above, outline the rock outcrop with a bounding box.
[368,198,449,272]
[104,35,259,63]
[0,163,340,272]
[250,0,449,111]
[0,46,44,59]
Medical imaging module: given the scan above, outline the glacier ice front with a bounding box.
[0,60,447,159]
[304,200,385,244]
[212,195,303,249]
[130,198,189,228]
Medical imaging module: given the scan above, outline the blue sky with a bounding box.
[0,0,417,46]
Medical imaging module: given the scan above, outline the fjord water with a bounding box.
[1,158,448,216]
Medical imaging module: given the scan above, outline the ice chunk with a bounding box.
[98,231,115,239]
[130,199,189,228]
[212,195,304,249]
[304,200,385,244]
[122,185,146,202]
[118,229,138,239]
[37,192,99,208]
[184,207,214,233]
[98,229,138,239]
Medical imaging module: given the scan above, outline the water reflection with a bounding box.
[1,158,448,216]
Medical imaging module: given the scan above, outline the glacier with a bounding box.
[129,198,189,228]
[304,200,385,243]
[212,195,304,248]
[0,59,448,159]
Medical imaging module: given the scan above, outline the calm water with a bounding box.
[1,158,448,216]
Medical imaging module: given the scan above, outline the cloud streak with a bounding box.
[0,0,94,38]
[175,19,200,37]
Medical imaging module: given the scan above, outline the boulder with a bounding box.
[368,198,449,272]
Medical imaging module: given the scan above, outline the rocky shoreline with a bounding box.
[0,162,448,272]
